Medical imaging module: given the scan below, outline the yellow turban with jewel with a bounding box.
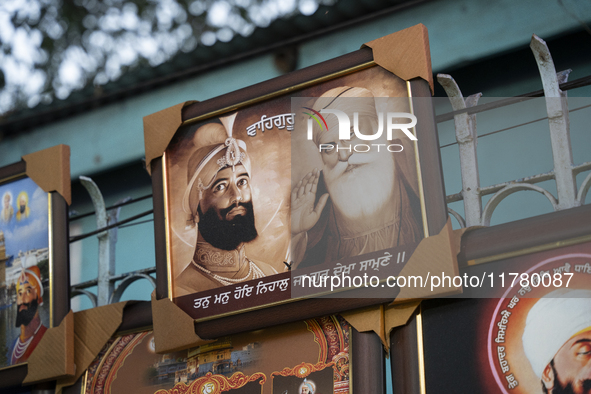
[16,264,44,306]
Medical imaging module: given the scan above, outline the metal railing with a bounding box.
[68,34,591,307]
[69,181,155,307]
[439,34,591,228]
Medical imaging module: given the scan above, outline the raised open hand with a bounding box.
[291,168,329,235]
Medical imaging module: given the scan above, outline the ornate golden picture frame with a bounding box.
[80,315,357,394]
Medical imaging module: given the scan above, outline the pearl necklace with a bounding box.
[192,258,266,286]
[12,319,42,362]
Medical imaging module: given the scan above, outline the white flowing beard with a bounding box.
[324,152,395,220]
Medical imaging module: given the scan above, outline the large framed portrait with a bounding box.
[390,204,591,393]
[0,145,71,387]
[76,314,384,394]
[147,24,448,336]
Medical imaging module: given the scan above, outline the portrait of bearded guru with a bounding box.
[291,86,423,268]
[184,122,258,252]
[173,119,277,294]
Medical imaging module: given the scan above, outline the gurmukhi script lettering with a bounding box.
[247,113,294,136]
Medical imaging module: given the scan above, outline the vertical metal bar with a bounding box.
[530,35,577,209]
[79,176,113,306]
[437,74,483,226]
[108,207,119,301]
[107,197,131,303]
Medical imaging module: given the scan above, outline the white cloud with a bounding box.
[4,216,48,248]
[30,186,48,215]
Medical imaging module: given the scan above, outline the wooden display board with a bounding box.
[60,309,385,394]
[145,24,449,339]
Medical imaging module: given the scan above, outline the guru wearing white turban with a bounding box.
[299,378,316,394]
[182,113,252,228]
[522,288,591,377]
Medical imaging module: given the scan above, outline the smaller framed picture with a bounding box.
[80,314,383,394]
[0,146,71,385]
[391,204,591,393]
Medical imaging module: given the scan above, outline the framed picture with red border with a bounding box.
[76,314,385,394]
